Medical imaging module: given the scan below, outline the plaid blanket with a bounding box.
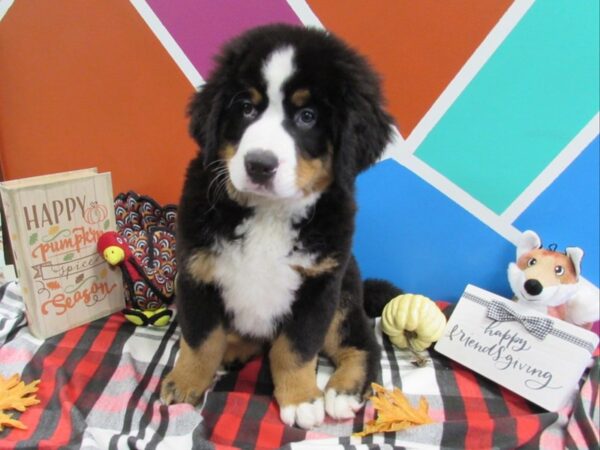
[1,281,598,449]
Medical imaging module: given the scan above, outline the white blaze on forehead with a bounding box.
[263,46,296,104]
[229,46,301,199]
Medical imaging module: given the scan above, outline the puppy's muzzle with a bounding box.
[244,150,279,185]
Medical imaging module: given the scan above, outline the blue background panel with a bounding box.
[354,160,515,302]
[514,136,599,287]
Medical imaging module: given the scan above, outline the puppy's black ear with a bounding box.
[334,62,394,190]
[188,81,224,168]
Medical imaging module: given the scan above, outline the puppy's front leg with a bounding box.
[269,274,340,429]
[161,327,227,405]
[270,334,324,429]
[161,271,227,405]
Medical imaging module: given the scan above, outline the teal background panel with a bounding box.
[354,160,514,302]
[414,1,599,214]
[514,136,599,287]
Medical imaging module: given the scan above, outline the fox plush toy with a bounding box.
[507,230,598,329]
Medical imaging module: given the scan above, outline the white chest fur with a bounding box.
[212,199,316,338]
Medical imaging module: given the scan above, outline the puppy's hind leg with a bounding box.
[222,333,265,370]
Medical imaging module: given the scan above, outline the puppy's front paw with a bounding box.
[324,389,363,420]
[280,397,325,429]
[160,369,206,406]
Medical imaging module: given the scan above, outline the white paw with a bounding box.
[325,389,363,420]
[280,398,325,429]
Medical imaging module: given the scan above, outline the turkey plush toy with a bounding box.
[97,192,177,327]
[507,230,598,329]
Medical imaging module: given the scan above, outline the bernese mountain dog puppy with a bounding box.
[160,24,401,429]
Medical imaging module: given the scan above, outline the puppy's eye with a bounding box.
[241,101,258,119]
[295,108,317,129]
[555,265,565,276]
[527,258,537,267]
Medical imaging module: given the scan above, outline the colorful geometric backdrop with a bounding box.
[1,0,598,302]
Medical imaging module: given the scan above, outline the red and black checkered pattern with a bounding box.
[1,285,598,449]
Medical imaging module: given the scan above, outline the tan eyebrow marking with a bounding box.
[291,89,310,107]
[248,87,262,105]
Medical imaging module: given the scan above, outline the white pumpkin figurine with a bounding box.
[381,294,447,366]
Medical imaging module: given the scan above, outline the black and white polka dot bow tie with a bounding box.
[487,300,554,340]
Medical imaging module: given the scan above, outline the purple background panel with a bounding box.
[147,0,302,81]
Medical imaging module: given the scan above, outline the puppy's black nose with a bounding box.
[245,150,278,184]
[524,279,543,296]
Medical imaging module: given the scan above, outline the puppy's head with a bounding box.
[189,24,393,201]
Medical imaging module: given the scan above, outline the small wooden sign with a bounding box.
[0,169,124,339]
[435,285,598,411]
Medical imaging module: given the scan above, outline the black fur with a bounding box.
[363,279,404,318]
[175,24,396,403]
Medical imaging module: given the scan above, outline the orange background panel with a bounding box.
[0,1,197,205]
[308,0,512,138]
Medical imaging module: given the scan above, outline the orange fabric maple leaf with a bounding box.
[0,412,27,431]
[0,374,41,431]
[354,383,434,437]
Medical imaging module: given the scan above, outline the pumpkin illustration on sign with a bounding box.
[84,201,108,225]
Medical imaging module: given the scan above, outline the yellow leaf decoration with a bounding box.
[354,383,434,437]
[0,411,27,432]
[0,374,41,432]
[48,225,60,236]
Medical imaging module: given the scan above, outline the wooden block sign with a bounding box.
[435,285,598,411]
[0,169,124,339]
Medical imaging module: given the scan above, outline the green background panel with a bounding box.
[415,1,599,213]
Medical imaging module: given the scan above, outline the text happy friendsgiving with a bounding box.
[446,321,560,390]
